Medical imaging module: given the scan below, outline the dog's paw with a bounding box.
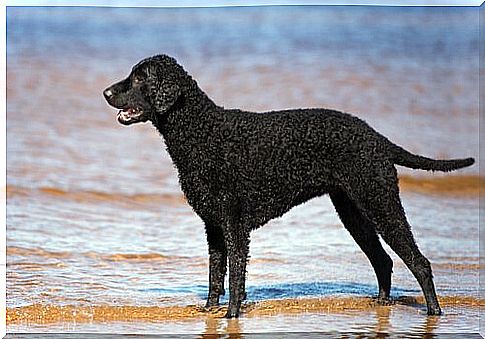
[372,296,395,306]
[427,306,442,316]
[224,309,240,319]
[224,303,242,319]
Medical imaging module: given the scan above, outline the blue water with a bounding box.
[7,6,478,62]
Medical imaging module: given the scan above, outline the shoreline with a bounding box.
[7,295,483,325]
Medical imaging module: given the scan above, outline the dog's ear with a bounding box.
[151,79,181,115]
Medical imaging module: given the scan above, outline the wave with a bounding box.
[7,295,484,324]
[10,245,479,270]
[5,174,481,206]
[6,185,186,206]
[7,246,72,259]
[7,246,194,263]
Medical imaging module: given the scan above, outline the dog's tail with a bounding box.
[390,143,474,172]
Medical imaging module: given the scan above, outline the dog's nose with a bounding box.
[103,88,114,100]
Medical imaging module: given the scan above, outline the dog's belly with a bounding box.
[240,184,329,228]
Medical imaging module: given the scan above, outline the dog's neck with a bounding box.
[151,85,220,172]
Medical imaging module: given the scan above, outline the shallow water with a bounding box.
[6,5,480,336]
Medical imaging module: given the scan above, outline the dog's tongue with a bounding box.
[117,108,134,123]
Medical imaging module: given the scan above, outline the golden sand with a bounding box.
[398,174,481,196]
[7,296,484,325]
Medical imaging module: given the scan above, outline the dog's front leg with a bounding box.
[204,224,227,308]
[224,225,250,318]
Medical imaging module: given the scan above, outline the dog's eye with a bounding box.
[133,75,145,84]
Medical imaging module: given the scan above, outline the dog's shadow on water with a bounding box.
[145,280,419,302]
[191,281,418,303]
[238,281,419,302]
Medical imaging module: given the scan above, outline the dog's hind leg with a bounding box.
[330,190,393,301]
[204,224,227,308]
[379,218,441,315]
[342,163,442,315]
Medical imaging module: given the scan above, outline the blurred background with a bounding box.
[6,6,480,334]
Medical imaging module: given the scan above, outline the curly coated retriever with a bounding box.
[103,54,474,318]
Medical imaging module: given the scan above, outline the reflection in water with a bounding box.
[374,306,392,336]
[423,316,440,337]
[371,306,441,338]
[202,317,243,338]
[198,305,445,338]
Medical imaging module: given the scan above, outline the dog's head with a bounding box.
[103,54,183,125]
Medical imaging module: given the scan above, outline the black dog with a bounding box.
[103,54,474,318]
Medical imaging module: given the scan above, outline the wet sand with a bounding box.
[7,295,484,324]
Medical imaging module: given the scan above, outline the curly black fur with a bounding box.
[103,54,474,318]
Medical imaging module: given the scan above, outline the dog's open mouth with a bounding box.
[117,107,147,125]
